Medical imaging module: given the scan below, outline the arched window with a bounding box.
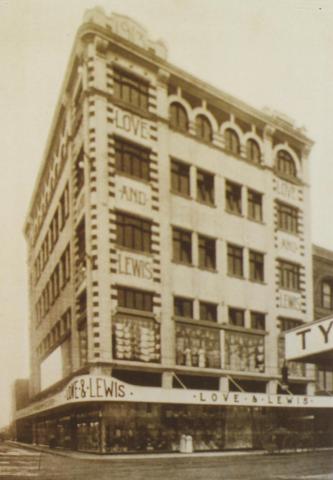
[277,150,297,178]
[246,139,261,164]
[225,128,240,155]
[169,102,188,132]
[195,115,213,142]
[321,280,333,310]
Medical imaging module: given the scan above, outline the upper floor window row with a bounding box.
[171,159,215,205]
[34,183,70,284]
[114,69,149,111]
[169,103,263,162]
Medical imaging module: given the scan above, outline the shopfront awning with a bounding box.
[15,374,333,421]
[285,315,333,365]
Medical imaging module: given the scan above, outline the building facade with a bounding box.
[17,8,333,453]
[312,245,333,393]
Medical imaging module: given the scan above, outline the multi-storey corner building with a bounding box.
[17,7,333,453]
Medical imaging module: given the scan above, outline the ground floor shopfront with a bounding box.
[15,374,333,454]
[16,403,333,454]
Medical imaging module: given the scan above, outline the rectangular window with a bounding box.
[116,212,151,253]
[114,68,149,111]
[248,189,263,222]
[76,218,86,266]
[197,169,214,205]
[198,235,216,270]
[199,301,217,322]
[278,260,301,291]
[172,227,192,264]
[60,184,69,230]
[171,159,190,196]
[174,297,193,318]
[117,287,153,312]
[229,308,245,327]
[279,317,303,332]
[277,202,298,234]
[61,245,71,288]
[78,321,88,367]
[250,311,266,330]
[75,148,85,194]
[227,244,243,277]
[226,180,242,215]
[115,139,150,181]
[249,250,265,283]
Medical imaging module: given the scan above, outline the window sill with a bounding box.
[116,307,156,320]
[247,217,265,225]
[170,190,191,200]
[173,317,220,329]
[196,199,216,208]
[172,260,194,268]
[116,245,153,257]
[115,171,151,185]
[225,209,243,218]
[227,273,245,280]
[279,287,302,294]
[277,228,299,238]
[197,266,218,273]
[248,278,266,285]
[274,171,302,186]
[112,97,151,120]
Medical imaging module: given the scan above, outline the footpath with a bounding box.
[8,440,332,462]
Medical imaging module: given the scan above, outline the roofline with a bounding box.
[23,18,314,234]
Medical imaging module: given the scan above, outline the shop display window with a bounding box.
[278,337,305,377]
[224,331,265,372]
[113,315,160,363]
[175,323,220,368]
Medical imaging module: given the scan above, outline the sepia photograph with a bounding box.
[0,0,333,478]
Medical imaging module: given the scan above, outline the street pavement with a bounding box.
[0,442,332,479]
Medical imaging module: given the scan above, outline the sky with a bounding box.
[0,0,333,428]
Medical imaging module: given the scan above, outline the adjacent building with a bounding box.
[16,7,332,453]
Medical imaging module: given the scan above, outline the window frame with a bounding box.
[198,234,216,270]
[117,286,153,312]
[248,189,263,222]
[277,202,298,234]
[250,311,266,330]
[116,212,152,254]
[226,180,242,215]
[228,307,245,327]
[172,227,192,265]
[115,139,150,182]
[174,296,193,319]
[169,102,188,132]
[321,280,333,310]
[171,159,190,197]
[278,260,301,291]
[113,68,149,111]
[199,301,218,322]
[197,169,215,206]
[276,150,297,179]
[249,250,265,283]
[246,138,261,164]
[227,243,244,278]
[195,115,213,143]
[225,128,241,155]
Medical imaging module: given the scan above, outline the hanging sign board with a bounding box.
[285,316,333,362]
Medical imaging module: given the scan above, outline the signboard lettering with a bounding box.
[279,292,302,311]
[119,185,147,206]
[15,374,333,420]
[285,316,333,361]
[117,253,153,279]
[276,179,297,201]
[115,109,150,140]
